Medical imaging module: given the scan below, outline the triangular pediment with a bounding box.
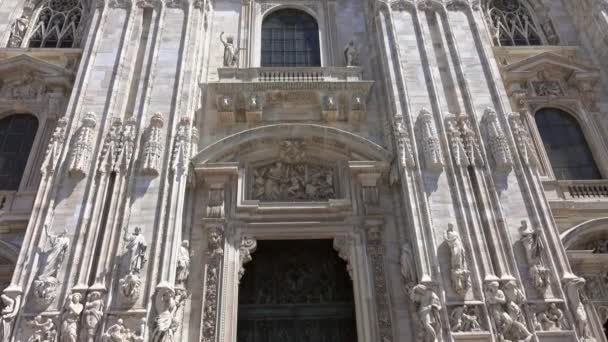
[504,52,599,81]
[0,54,74,86]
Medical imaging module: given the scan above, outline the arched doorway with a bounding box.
[237,239,357,341]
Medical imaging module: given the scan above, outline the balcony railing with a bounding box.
[544,179,608,201]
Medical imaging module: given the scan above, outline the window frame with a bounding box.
[0,113,43,192]
[481,0,548,47]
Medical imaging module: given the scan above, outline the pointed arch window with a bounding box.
[261,9,321,67]
[483,0,543,46]
[535,108,601,180]
[0,115,38,190]
[28,0,84,48]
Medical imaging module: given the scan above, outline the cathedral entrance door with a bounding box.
[237,239,357,342]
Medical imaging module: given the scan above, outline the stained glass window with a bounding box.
[261,9,321,67]
[535,108,601,180]
[483,0,543,46]
[0,115,38,190]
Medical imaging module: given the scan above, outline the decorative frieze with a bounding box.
[67,112,97,177]
[201,226,225,342]
[0,72,48,100]
[482,108,512,172]
[26,315,56,341]
[444,224,471,295]
[141,113,164,176]
[102,318,144,341]
[519,221,550,296]
[532,80,563,97]
[33,226,70,308]
[530,303,567,331]
[417,109,443,172]
[252,162,334,201]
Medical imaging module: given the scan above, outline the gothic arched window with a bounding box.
[483,0,543,46]
[535,108,601,180]
[28,0,84,48]
[261,9,321,67]
[0,115,38,191]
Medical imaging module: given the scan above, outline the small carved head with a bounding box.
[71,293,82,303]
[182,240,189,248]
[134,227,141,234]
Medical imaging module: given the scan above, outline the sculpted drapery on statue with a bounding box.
[123,227,147,274]
[0,293,20,342]
[444,224,471,295]
[410,284,442,342]
[33,225,70,307]
[60,293,83,342]
[220,32,240,67]
[83,291,104,342]
[519,221,550,295]
[152,284,186,342]
[176,240,190,285]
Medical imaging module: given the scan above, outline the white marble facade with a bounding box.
[0,0,608,341]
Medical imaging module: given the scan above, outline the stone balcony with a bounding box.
[543,179,608,230]
[207,67,374,126]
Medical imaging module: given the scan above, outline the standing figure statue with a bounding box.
[39,225,70,279]
[519,220,550,295]
[444,224,470,295]
[123,227,147,274]
[220,32,240,67]
[60,293,83,342]
[411,284,442,342]
[176,240,190,284]
[1,293,21,342]
[152,285,185,342]
[83,292,104,342]
[343,40,358,67]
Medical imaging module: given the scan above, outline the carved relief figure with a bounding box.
[171,117,191,174]
[68,112,97,177]
[152,285,185,342]
[410,284,442,342]
[0,293,21,342]
[142,113,164,176]
[60,293,83,342]
[102,319,128,342]
[33,225,70,307]
[485,281,532,342]
[41,117,68,176]
[7,15,30,47]
[510,113,539,168]
[238,238,257,282]
[418,109,443,171]
[565,277,595,341]
[220,32,240,67]
[176,240,190,285]
[483,108,512,171]
[519,221,550,295]
[123,226,147,274]
[444,224,470,295]
[450,305,481,332]
[26,315,56,342]
[344,40,358,67]
[118,273,142,305]
[446,119,469,168]
[535,303,565,331]
[83,291,104,342]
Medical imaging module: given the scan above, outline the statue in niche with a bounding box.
[33,225,70,307]
[220,32,240,67]
[444,224,470,295]
[176,240,190,285]
[60,293,83,342]
[450,305,481,332]
[535,303,565,331]
[344,40,359,67]
[400,243,417,293]
[565,277,595,342]
[410,284,442,342]
[7,15,29,47]
[123,226,147,274]
[519,221,550,295]
[1,293,21,342]
[26,315,56,342]
[83,291,104,342]
[152,285,185,342]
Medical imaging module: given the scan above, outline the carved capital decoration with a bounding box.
[67,112,97,178]
[201,226,225,342]
[366,226,393,342]
[141,113,164,176]
[238,237,257,282]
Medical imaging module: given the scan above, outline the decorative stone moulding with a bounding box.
[207,67,373,126]
[141,112,164,176]
[67,112,97,177]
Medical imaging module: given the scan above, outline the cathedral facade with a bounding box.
[0,0,608,341]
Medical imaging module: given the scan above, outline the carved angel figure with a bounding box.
[176,240,190,284]
[123,227,147,274]
[220,32,240,67]
[27,315,56,342]
[1,293,21,342]
[344,40,358,67]
[60,293,83,342]
[410,284,442,342]
[444,224,470,295]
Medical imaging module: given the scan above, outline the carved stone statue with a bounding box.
[444,224,470,295]
[176,240,190,284]
[26,315,56,342]
[519,220,550,295]
[343,40,358,67]
[1,293,21,342]
[123,226,147,274]
[60,293,83,342]
[565,277,595,341]
[485,281,532,342]
[400,243,417,293]
[83,291,104,342]
[393,119,416,172]
[142,113,164,176]
[152,284,185,342]
[41,117,68,176]
[102,318,144,342]
[119,272,142,305]
[410,284,442,342]
[450,305,481,332]
[483,108,512,172]
[33,225,70,307]
[7,15,29,47]
[68,112,97,177]
[220,32,240,67]
[171,117,191,174]
[535,303,565,331]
